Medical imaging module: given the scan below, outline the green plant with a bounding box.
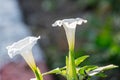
[6,18,118,80]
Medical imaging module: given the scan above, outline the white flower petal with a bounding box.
[52,20,62,27]
[52,18,87,28]
[30,78,36,80]
[52,18,87,50]
[6,36,40,58]
[76,18,87,25]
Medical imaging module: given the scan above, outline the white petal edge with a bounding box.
[52,18,87,27]
[6,36,40,58]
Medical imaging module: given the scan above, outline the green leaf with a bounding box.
[79,68,86,76]
[42,56,69,77]
[49,55,89,75]
[42,68,61,75]
[87,64,118,76]
[75,55,89,66]
[61,70,66,77]
[42,67,67,77]
[78,65,98,76]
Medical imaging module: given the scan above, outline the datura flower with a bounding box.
[6,36,40,72]
[52,18,87,50]
[52,18,87,80]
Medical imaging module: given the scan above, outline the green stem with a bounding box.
[34,67,43,80]
[67,50,78,80]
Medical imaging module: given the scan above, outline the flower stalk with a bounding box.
[67,50,77,80]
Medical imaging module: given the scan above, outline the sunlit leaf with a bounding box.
[42,68,61,75]
[75,55,89,66]
[78,65,98,76]
[88,64,118,76]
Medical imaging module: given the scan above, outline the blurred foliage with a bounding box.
[75,0,120,79]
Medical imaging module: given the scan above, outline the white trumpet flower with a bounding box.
[6,36,40,71]
[52,18,87,80]
[52,18,87,50]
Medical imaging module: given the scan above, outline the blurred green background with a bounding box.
[19,0,120,80]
